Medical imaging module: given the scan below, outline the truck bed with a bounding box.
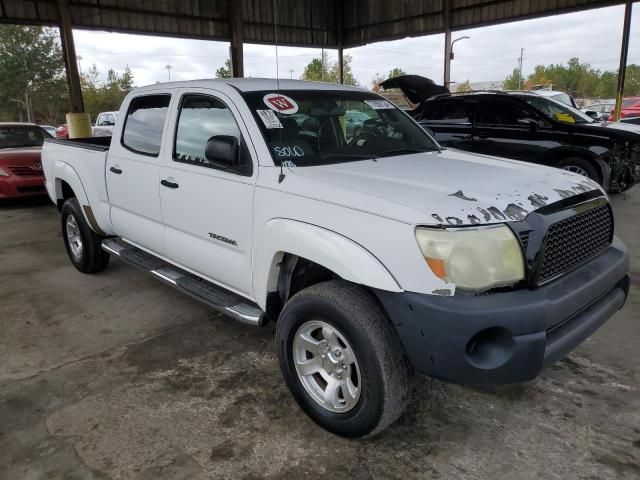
[44,136,111,151]
[42,136,114,234]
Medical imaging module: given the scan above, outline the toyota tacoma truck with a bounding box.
[42,79,630,438]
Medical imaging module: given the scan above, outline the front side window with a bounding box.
[122,95,170,156]
[515,94,593,124]
[174,94,242,167]
[0,126,47,148]
[242,90,439,166]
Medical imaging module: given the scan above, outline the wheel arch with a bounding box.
[253,219,402,314]
[544,146,608,184]
[52,163,105,234]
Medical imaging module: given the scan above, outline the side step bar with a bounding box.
[102,238,267,327]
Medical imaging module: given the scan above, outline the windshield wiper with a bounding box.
[376,147,433,157]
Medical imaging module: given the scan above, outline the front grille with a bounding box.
[9,166,42,176]
[537,204,613,283]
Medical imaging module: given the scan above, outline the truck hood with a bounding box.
[0,147,42,166]
[288,149,603,225]
[380,75,449,104]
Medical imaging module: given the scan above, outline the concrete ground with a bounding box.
[0,191,639,480]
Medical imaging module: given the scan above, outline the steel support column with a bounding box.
[337,4,345,84]
[229,0,244,78]
[613,0,633,121]
[443,0,452,90]
[56,0,83,112]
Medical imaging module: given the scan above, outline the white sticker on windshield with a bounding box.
[364,99,394,110]
[257,109,283,129]
[263,93,299,114]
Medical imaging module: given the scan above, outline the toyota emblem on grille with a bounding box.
[31,162,42,170]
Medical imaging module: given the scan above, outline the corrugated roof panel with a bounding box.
[0,0,628,48]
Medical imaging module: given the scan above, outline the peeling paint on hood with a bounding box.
[287,149,605,225]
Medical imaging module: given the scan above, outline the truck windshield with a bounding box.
[242,90,439,166]
[0,125,49,149]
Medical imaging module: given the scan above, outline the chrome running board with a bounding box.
[101,238,267,326]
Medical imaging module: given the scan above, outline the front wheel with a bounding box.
[276,280,412,437]
[556,157,602,184]
[61,198,110,273]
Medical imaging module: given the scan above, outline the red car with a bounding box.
[610,97,640,119]
[55,124,69,139]
[0,123,50,199]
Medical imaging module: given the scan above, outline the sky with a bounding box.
[72,4,639,89]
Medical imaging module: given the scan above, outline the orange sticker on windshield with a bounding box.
[263,93,299,114]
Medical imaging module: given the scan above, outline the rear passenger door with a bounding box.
[107,94,171,254]
[159,89,257,297]
[417,98,475,151]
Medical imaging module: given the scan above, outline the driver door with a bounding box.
[159,88,258,297]
[473,98,548,161]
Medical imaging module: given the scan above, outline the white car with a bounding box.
[41,79,629,437]
[93,111,118,137]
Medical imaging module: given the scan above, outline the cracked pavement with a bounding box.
[1,191,639,479]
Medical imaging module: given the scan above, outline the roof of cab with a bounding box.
[133,78,364,93]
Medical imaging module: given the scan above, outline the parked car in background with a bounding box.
[55,124,69,139]
[0,123,50,199]
[531,89,578,109]
[611,97,640,119]
[39,125,57,137]
[93,111,118,137]
[381,75,640,192]
[581,100,615,121]
[43,79,630,437]
[620,116,640,126]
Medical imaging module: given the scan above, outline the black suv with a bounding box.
[381,75,640,192]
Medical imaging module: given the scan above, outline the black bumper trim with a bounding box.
[374,239,629,385]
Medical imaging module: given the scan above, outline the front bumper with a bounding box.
[0,174,46,198]
[375,238,629,385]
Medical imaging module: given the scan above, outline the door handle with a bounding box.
[161,179,179,189]
[109,166,122,174]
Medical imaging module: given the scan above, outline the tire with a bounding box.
[276,280,412,438]
[61,198,110,273]
[556,157,602,184]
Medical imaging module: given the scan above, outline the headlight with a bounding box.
[0,166,10,176]
[415,225,525,291]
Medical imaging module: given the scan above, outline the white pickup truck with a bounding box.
[42,79,629,437]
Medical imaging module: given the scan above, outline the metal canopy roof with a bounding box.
[0,0,630,48]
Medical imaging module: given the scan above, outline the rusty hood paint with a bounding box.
[288,149,605,226]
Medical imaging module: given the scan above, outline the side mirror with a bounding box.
[602,113,610,121]
[205,135,240,167]
[585,110,598,119]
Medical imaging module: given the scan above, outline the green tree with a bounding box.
[82,64,135,119]
[0,25,67,123]
[455,79,472,93]
[301,52,360,86]
[503,67,522,90]
[215,59,232,78]
[371,67,407,91]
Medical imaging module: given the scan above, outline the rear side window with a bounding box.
[122,95,171,156]
[420,99,471,123]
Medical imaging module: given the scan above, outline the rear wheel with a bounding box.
[556,157,601,184]
[61,198,110,273]
[276,280,412,438]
